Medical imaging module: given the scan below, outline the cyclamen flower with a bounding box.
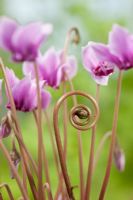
[0,17,53,62]
[5,67,51,112]
[82,24,133,85]
[23,47,77,88]
[82,42,117,85]
[109,24,133,70]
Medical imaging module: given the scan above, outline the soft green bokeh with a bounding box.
[0,0,133,199]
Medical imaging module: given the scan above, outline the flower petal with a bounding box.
[0,17,18,51]
[5,67,19,88]
[11,22,53,61]
[41,90,51,109]
[109,24,133,65]
[82,42,116,85]
[61,55,78,80]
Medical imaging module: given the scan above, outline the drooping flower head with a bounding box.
[23,47,77,88]
[109,24,133,70]
[82,42,118,85]
[5,67,51,112]
[0,17,53,62]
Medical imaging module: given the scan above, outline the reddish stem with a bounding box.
[33,63,44,200]
[69,80,84,200]
[84,84,100,200]
[0,183,14,200]
[99,71,123,200]
[0,140,29,200]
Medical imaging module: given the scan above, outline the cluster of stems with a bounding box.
[0,28,123,200]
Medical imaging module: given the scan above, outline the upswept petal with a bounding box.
[5,67,19,87]
[41,90,51,109]
[109,24,133,63]
[0,17,18,51]
[6,68,50,112]
[0,17,53,62]
[61,55,78,80]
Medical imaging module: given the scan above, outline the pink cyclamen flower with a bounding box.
[109,24,133,70]
[23,47,77,88]
[82,24,133,85]
[5,67,51,112]
[82,42,118,85]
[0,17,53,62]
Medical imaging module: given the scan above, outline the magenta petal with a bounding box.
[39,48,60,73]
[5,67,19,88]
[82,42,115,85]
[14,78,38,111]
[39,48,61,87]
[109,24,133,63]
[0,17,18,51]
[82,42,118,69]
[91,74,109,86]
[6,67,50,112]
[12,22,53,61]
[61,55,77,80]
[23,61,35,78]
[41,90,51,109]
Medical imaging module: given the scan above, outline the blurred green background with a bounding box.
[0,0,133,199]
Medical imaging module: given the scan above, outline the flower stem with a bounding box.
[43,183,53,200]
[33,111,51,191]
[0,140,29,200]
[84,84,100,200]
[0,58,37,198]
[99,71,123,200]
[33,63,44,200]
[93,131,111,172]
[0,183,15,200]
[12,123,38,175]
[69,80,84,200]
[44,111,60,178]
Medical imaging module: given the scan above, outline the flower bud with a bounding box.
[113,142,125,172]
[10,142,21,179]
[0,114,12,139]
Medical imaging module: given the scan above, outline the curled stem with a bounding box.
[62,27,80,63]
[62,27,80,160]
[84,84,100,200]
[53,90,99,200]
[55,27,80,198]
[99,71,123,200]
[68,81,84,200]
